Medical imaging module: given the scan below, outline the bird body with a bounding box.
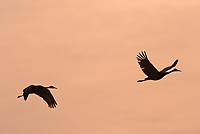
[18,85,57,108]
[137,51,181,82]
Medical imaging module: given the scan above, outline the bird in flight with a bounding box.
[17,85,57,108]
[136,51,181,82]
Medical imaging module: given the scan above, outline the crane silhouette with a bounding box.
[137,51,181,82]
[17,85,57,108]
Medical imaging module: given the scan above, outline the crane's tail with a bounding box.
[17,95,23,98]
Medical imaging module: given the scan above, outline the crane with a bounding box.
[137,51,181,82]
[17,85,57,108]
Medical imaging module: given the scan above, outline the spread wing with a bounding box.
[161,59,178,73]
[33,88,57,108]
[136,51,159,77]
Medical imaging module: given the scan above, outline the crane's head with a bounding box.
[47,86,57,89]
[172,68,181,72]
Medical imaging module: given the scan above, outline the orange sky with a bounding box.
[1,1,200,134]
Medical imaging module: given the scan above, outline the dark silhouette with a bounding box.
[137,51,181,82]
[17,85,57,108]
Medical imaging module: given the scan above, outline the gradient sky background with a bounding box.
[1,0,200,134]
